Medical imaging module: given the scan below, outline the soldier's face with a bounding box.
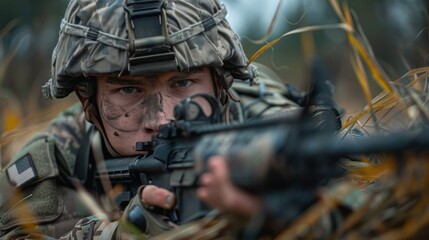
[96,67,216,156]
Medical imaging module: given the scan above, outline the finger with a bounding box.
[197,187,217,209]
[207,156,228,179]
[199,172,214,186]
[141,185,176,209]
[197,174,213,201]
[196,187,208,201]
[198,173,217,204]
[207,156,223,171]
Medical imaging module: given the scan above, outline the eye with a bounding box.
[172,79,193,88]
[119,87,138,94]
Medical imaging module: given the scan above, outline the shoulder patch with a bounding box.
[5,133,60,186]
[6,153,38,187]
[0,134,64,232]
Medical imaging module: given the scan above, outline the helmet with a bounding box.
[42,0,255,99]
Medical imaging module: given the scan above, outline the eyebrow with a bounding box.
[106,77,142,85]
[105,68,204,85]
[167,69,204,83]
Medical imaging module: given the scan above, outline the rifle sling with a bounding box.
[74,125,96,188]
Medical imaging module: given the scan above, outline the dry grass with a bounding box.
[1,0,429,238]
[246,0,429,238]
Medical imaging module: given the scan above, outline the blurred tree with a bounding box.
[0,0,68,114]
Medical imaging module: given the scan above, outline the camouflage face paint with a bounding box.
[141,92,164,125]
[100,92,165,134]
[95,67,216,156]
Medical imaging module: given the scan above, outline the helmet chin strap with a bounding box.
[90,117,122,158]
[211,67,243,123]
[74,85,122,158]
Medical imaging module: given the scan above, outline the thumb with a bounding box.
[141,185,176,209]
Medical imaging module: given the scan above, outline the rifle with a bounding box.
[94,92,429,227]
[93,86,346,223]
[93,60,429,233]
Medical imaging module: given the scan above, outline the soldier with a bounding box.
[0,0,299,239]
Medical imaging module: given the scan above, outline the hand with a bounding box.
[141,185,176,209]
[197,156,261,217]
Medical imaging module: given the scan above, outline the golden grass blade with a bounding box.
[341,0,394,98]
[352,11,376,59]
[352,68,429,127]
[404,67,429,77]
[350,100,401,130]
[328,0,345,23]
[347,161,393,182]
[341,94,399,129]
[327,0,401,129]
[342,111,369,129]
[342,0,353,27]
[349,45,378,126]
[247,23,352,66]
[370,94,398,109]
[362,103,403,129]
[248,0,284,45]
[247,37,282,66]
[352,67,418,116]
[347,35,394,94]
[401,67,429,89]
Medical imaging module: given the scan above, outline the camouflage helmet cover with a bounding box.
[43,0,253,99]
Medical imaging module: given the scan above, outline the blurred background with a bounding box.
[0,0,428,135]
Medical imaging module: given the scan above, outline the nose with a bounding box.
[143,111,169,134]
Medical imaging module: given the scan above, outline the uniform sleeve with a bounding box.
[0,103,90,239]
[231,77,301,120]
[45,102,87,174]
